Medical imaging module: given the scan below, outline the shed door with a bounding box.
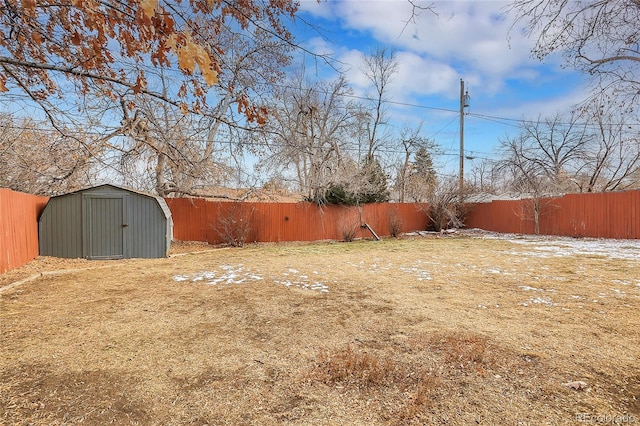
[83,194,127,259]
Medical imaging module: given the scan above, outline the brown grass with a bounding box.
[1,235,639,425]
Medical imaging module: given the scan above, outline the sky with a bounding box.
[290,0,590,177]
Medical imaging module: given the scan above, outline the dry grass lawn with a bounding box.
[1,234,639,425]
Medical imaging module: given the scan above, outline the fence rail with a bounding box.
[0,189,49,274]
[1,188,639,275]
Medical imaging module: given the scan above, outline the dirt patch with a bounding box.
[1,235,639,425]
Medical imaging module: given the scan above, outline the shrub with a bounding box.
[339,216,360,242]
[388,209,403,238]
[215,202,256,247]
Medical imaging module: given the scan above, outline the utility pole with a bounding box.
[459,79,470,200]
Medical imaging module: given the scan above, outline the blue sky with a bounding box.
[291,0,590,175]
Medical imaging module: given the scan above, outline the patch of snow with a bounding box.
[519,296,556,307]
[399,266,432,281]
[173,266,263,286]
[610,288,626,297]
[519,285,555,293]
[519,285,542,291]
[175,265,329,293]
[273,268,331,293]
[173,275,190,282]
[347,259,394,271]
[477,231,640,260]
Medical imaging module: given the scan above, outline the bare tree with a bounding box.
[576,99,640,192]
[497,112,590,194]
[360,47,398,159]
[392,126,438,204]
[494,113,590,233]
[261,71,360,203]
[73,12,294,197]
[424,177,467,231]
[0,115,99,195]
[500,154,556,235]
[405,145,437,203]
[509,0,640,108]
[497,106,640,194]
[468,159,503,194]
[0,1,310,197]
[394,125,433,202]
[111,93,235,197]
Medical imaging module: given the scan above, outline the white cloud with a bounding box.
[304,36,338,58]
[335,48,460,107]
[303,1,545,97]
[297,0,339,19]
[294,0,588,156]
[488,85,591,122]
[392,52,460,99]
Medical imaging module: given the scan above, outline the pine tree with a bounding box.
[407,147,437,201]
[358,155,390,203]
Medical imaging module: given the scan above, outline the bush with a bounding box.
[324,183,357,205]
[215,202,256,247]
[388,209,403,238]
[339,216,360,242]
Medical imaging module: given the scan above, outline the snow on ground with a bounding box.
[471,229,640,260]
[273,268,331,293]
[173,231,639,301]
[173,264,263,286]
[464,230,640,307]
[173,265,331,293]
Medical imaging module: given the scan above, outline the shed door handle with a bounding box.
[122,224,129,228]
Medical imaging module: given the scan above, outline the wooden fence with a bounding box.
[0,188,49,274]
[1,188,639,276]
[465,190,640,239]
[165,198,429,244]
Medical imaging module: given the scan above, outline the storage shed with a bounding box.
[39,184,172,259]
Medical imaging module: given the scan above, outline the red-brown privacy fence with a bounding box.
[1,188,639,275]
[0,188,49,274]
[465,190,640,239]
[165,198,429,244]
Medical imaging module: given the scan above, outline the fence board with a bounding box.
[166,199,430,244]
[465,190,640,239]
[0,188,49,274]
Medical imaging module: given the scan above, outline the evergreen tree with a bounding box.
[314,155,389,205]
[406,147,437,202]
[358,155,390,203]
[413,147,436,181]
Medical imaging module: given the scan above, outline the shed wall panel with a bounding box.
[129,193,167,258]
[39,193,83,258]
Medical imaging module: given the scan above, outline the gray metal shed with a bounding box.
[39,184,172,259]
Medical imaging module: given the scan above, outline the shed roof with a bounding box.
[51,184,172,219]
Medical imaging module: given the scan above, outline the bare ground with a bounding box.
[1,234,639,425]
